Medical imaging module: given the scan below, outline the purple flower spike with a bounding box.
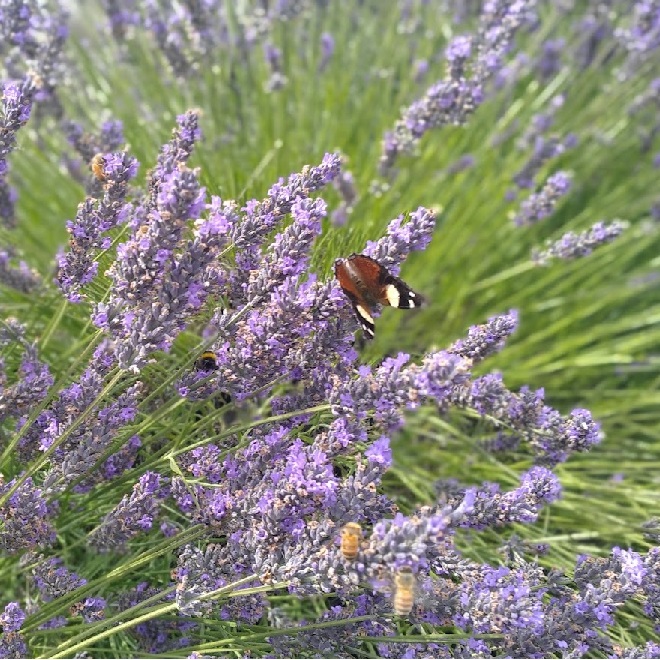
[90,111,229,371]
[412,58,429,83]
[0,249,41,293]
[364,206,436,274]
[89,471,168,552]
[456,564,545,637]
[31,556,86,601]
[615,0,660,77]
[0,631,28,658]
[0,603,26,633]
[0,78,36,227]
[246,196,327,303]
[70,596,107,623]
[330,164,358,226]
[513,171,572,226]
[61,119,127,193]
[448,310,518,362]
[264,42,287,91]
[319,32,335,72]
[57,151,139,301]
[380,0,534,175]
[533,220,629,265]
[450,467,561,530]
[536,38,565,79]
[445,35,473,79]
[0,476,55,554]
[37,359,142,496]
[363,510,451,576]
[0,320,53,425]
[449,373,602,465]
[228,152,341,306]
[512,98,577,191]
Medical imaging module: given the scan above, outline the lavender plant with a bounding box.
[1,0,660,657]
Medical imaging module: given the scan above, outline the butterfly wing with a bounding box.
[334,258,377,339]
[349,254,425,309]
[334,254,423,338]
[377,271,425,309]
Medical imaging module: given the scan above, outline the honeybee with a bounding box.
[195,351,218,371]
[90,153,106,181]
[340,522,363,561]
[393,566,416,616]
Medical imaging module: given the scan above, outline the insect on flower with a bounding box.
[340,522,363,561]
[393,566,416,616]
[334,254,424,338]
[90,153,106,181]
[195,351,218,371]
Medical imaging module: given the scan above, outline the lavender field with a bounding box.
[1,1,660,657]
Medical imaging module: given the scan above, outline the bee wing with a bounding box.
[371,576,393,595]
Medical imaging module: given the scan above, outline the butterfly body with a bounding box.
[334,253,423,338]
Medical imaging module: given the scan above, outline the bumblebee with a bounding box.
[195,351,218,371]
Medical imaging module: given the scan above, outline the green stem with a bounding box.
[165,403,331,459]
[47,574,263,659]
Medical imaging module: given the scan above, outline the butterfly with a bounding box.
[334,253,424,338]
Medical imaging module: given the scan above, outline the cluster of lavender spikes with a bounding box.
[0,104,642,654]
[1,0,658,657]
[1,1,68,227]
[380,0,536,175]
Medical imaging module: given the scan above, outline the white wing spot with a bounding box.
[356,304,374,324]
[409,299,416,308]
[384,285,400,308]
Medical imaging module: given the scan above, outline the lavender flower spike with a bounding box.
[93,112,215,370]
[380,0,535,175]
[364,206,436,274]
[0,79,33,151]
[264,43,287,92]
[88,471,168,552]
[31,556,86,601]
[319,32,335,72]
[0,603,26,633]
[512,171,572,226]
[0,476,55,554]
[533,220,629,265]
[0,78,36,227]
[229,152,341,305]
[0,249,41,293]
[245,196,327,303]
[0,319,53,425]
[448,310,519,362]
[56,151,139,302]
[458,466,562,530]
[232,152,341,254]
